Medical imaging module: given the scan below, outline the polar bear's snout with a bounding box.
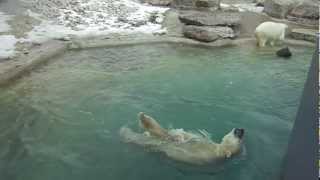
[234,128,245,139]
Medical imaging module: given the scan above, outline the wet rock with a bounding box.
[182,25,235,42]
[264,0,298,18]
[276,47,292,58]
[179,11,241,26]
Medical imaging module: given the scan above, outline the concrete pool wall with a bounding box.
[0,35,315,87]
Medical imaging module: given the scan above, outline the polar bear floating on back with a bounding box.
[255,21,288,47]
[120,112,245,165]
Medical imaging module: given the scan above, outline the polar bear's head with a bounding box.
[220,128,245,158]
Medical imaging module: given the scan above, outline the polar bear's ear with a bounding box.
[225,150,232,158]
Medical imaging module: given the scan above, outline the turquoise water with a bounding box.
[0,43,314,180]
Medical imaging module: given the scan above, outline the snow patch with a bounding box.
[221,3,264,13]
[0,35,18,59]
[21,0,169,43]
[234,3,264,13]
[0,11,13,33]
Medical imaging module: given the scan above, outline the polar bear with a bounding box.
[254,21,288,47]
[119,112,245,165]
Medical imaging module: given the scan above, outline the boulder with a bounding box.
[276,47,292,58]
[171,0,194,8]
[179,11,241,26]
[253,0,265,7]
[142,0,172,6]
[194,0,219,8]
[264,0,299,18]
[171,0,219,9]
[290,28,318,42]
[287,1,319,25]
[183,25,235,42]
[195,0,210,7]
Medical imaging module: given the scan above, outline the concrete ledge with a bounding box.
[69,35,235,50]
[0,40,69,86]
[291,29,318,43]
[0,35,315,87]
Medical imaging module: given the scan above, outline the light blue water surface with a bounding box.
[0,43,314,180]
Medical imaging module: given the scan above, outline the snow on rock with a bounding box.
[0,35,18,59]
[233,3,264,13]
[0,12,13,33]
[221,3,264,13]
[21,0,169,43]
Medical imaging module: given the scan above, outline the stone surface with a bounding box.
[287,1,319,26]
[290,28,318,42]
[254,0,265,7]
[182,25,235,42]
[171,0,194,8]
[171,0,219,9]
[264,0,298,18]
[179,10,241,26]
[142,0,172,6]
[276,47,292,58]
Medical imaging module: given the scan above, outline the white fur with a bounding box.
[120,113,244,165]
[254,21,288,47]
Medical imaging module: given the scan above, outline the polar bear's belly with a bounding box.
[161,142,223,165]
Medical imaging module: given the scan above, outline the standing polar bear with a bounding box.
[120,112,245,165]
[254,21,288,47]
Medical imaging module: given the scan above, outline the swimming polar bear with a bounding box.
[254,21,288,47]
[119,112,245,165]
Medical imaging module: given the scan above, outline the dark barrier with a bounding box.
[281,40,319,180]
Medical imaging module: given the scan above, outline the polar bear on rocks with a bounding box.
[254,21,288,47]
[119,112,245,165]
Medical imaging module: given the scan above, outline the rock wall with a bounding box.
[264,0,319,26]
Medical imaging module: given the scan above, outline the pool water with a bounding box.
[0,43,314,180]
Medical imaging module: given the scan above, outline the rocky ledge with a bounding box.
[264,0,319,26]
[179,11,241,26]
[183,25,235,42]
[178,10,240,42]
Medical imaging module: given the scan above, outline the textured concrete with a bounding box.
[291,28,318,42]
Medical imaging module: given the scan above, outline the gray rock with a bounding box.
[290,28,318,42]
[195,0,219,8]
[183,25,235,42]
[171,0,193,8]
[253,0,265,7]
[179,11,241,26]
[142,0,172,6]
[171,0,219,9]
[264,0,299,18]
[287,1,319,26]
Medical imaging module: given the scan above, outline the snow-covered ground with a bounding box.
[0,0,169,59]
[22,0,169,42]
[0,35,18,59]
[0,12,18,59]
[0,0,265,59]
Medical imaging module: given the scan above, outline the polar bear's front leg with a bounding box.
[258,37,267,47]
[138,112,170,140]
[270,40,275,46]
